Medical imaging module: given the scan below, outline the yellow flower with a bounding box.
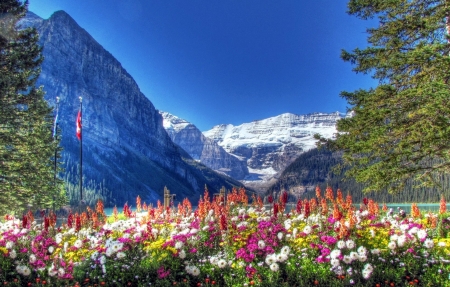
[165,246,178,254]
[0,247,8,255]
[143,238,165,252]
[434,238,450,256]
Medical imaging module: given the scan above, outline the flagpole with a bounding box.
[79,96,83,203]
[53,97,59,212]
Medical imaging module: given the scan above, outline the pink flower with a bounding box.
[157,266,170,279]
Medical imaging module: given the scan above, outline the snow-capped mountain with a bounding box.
[203,112,346,192]
[160,112,249,179]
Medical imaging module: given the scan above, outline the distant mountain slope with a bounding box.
[160,112,249,180]
[29,11,243,206]
[203,112,346,192]
[268,148,450,204]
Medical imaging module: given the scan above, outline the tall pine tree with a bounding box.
[0,0,64,214]
[317,0,450,193]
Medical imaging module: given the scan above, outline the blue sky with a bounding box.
[29,0,376,131]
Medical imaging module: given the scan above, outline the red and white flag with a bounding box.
[76,110,82,140]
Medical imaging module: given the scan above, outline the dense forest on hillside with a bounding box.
[267,148,450,203]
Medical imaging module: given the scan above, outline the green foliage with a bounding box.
[0,0,65,215]
[317,0,450,193]
[268,147,450,203]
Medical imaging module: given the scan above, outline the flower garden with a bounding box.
[1,187,450,286]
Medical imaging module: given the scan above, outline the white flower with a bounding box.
[5,241,14,249]
[48,246,54,254]
[16,265,31,276]
[390,234,399,242]
[292,228,298,238]
[48,266,58,277]
[175,241,184,249]
[108,242,123,254]
[424,238,434,249]
[280,246,290,255]
[179,250,186,259]
[29,254,37,264]
[55,234,63,244]
[337,240,346,249]
[90,251,99,261]
[303,225,312,235]
[100,255,106,264]
[265,254,276,265]
[395,236,406,248]
[400,224,409,231]
[343,255,352,264]
[371,248,381,255]
[258,240,266,249]
[349,251,359,261]
[357,246,367,255]
[346,240,355,249]
[409,226,419,235]
[363,263,374,273]
[74,239,83,249]
[330,249,341,259]
[105,247,114,257]
[116,252,126,259]
[217,259,227,268]
[388,241,397,250]
[358,254,367,262]
[362,269,372,279]
[190,266,200,276]
[277,232,283,240]
[269,262,279,272]
[58,268,65,277]
[284,219,292,230]
[330,258,340,268]
[209,256,219,265]
[417,229,427,241]
[9,249,17,259]
[276,253,288,262]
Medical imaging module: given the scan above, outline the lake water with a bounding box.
[103,203,450,216]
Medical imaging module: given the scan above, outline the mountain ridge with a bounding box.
[203,111,347,192]
[161,111,249,180]
[29,10,243,206]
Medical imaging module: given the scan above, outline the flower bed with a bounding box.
[1,187,450,286]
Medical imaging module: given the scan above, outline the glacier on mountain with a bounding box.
[203,112,346,192]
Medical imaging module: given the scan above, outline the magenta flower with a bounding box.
[157,266,170,279]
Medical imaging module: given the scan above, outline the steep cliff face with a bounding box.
[161,112,249,179]
[203,112,345,192]
[31,11,241,205]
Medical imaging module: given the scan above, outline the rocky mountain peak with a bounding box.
[203,111,343,192]
[160,112,249,180]
[30,11,242,206]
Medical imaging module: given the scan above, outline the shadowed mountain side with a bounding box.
[30,11,243,206]
[267,148,450,204]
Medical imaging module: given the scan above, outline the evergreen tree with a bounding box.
[0,0,64,214]
[318,0,450,193]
